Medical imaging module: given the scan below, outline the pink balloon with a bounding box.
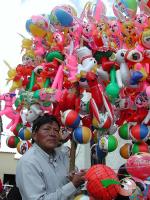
[0,93,20,131]
[126,153,150,180]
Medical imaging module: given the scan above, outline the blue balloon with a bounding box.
[55,8,73,27]
[25,19,32,33]
[130,71,143,85]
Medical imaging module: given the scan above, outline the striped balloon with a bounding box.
[130,124,149,142]
[73,126,92,144]
[119,123,130,140]
[18,127,32,140]
[132,141,149,154]
[6,136,20,148]
[120,143,132,159]
[61,109,80,129]
[98,135,118,152]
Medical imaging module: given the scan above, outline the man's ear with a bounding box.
[32,132,37,142]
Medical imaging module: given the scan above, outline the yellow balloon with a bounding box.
[9,80,22,92]
[22,38,33,50]
[92,116,99,128]
[30,24,47,37]
[7,68,16,79]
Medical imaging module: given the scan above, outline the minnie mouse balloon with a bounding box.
[119,178,136,196]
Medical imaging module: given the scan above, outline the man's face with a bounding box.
[33,121,60,153]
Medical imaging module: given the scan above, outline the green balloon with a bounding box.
[15,98,22,108]
[44,78,51,88]
[105,68,120,104]
[126,0,137,11]
[94,51,113,63]
[108,135,118,152]
[33,90,40,99]
[46,51,64,62]
[119,123,130,140]
[16,123,23,132]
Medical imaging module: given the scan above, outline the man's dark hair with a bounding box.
[32,114,60,133]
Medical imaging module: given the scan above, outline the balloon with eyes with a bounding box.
[32,37,46,57]
[108,20,122,50]
[115,49,131,88]
[134,13,149,36]
[76,46,97,78]
[121,20,137,49]
[81,21,97,51]
[51,32,65,52]
[119,177,136,197]
[140,29,150,50]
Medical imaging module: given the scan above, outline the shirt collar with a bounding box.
[33,143,62,162]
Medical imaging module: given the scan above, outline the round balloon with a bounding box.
[61,109,80,129]
[17,141,32,155]
[118,123,130,140]
[26,15,49,37]
[18,126,32,140]
[92,113,112,129]
[130,124,149,142]
[120,143,132,159]
[6,136,20,148]
[73,126,92,144]
[126,152,150,180]
[98,135,118,152]
[131,141,149,154]
[50,5,76,28]
[85,164,120,200]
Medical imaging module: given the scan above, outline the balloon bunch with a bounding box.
[0,1,150,198]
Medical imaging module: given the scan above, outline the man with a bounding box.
[16,114,86,200]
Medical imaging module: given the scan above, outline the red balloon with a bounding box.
[86,72,103,110]
[32,83,41,91]
[85,164,120,200]
[126,153,150,180]
[82,115,92,128]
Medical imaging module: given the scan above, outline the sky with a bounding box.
[0,0,114,152]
